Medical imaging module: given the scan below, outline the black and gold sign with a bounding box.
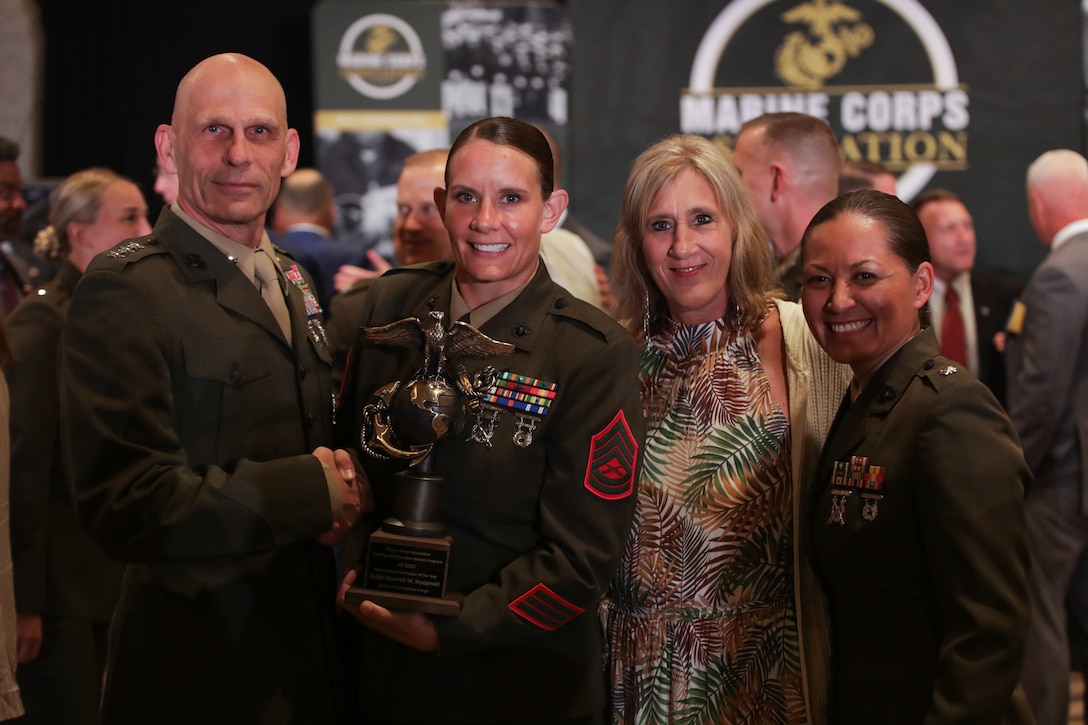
[681,0,972,200]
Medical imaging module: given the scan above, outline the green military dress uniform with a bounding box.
[7,260,125,723]
[338,261,644,723]
[60,208,346,725]
[808,329,1033,724]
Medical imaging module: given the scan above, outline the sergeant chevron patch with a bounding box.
[509,583,584,630]
[584,410,637,500]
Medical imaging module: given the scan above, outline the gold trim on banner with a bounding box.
[314,110,447,131]
[681,83,969,96]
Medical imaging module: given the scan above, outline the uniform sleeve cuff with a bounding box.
[320,460,341,522]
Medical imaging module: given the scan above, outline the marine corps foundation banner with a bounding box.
[312,0,572,258]
[566,0,1080,281]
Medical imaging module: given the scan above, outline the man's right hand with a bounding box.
[313,447,366,546]
[333,251,392,293]
[16,613,42,664]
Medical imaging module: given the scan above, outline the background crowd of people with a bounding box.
[0,47,1083,725]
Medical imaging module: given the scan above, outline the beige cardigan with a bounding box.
[0,374,23,719]
[777,299,850,725]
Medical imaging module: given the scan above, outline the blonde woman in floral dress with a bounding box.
[602,135,849,724]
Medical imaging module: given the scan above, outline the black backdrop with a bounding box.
[36,0,320,215]
[36,0,1083,282]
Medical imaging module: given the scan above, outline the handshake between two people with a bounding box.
[312,446,371,547]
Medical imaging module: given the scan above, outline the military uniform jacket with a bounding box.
[8,261,123,622]
[60,208,345,725]
[808,329,1033,724]
[338,261,644,723]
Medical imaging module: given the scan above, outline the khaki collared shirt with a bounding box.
[449,260,538,327]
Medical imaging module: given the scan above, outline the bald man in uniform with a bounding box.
[60,53,363,724]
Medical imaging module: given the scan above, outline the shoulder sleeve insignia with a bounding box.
[583,410,637,500]
[508,583,584,631]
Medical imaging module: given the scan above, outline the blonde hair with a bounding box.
[34,167,126,262]
[612,134,778,337]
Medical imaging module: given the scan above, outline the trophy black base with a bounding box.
[343,586,463,617]
[344,529,462,617]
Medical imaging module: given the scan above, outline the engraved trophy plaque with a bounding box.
[344,311,513,616]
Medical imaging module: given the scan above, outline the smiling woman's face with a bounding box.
[439,138,563,308]
[801,211,932,380]
[641,168,733,326]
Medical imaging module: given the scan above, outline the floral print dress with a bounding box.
[602,317,804,724]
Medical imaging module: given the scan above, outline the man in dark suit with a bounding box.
[59,53,363,725]
[269,167,367,312]
[1007,148,1088,725]
[912,189,1022,407]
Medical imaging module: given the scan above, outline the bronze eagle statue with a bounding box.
[361,310,515,378]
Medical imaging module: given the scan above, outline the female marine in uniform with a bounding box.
[337,117,644,724]
[9,168,150,724]
[799,189,1033,723]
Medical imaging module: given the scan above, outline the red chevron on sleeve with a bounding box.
[583,410,637,500]
[509,583,585,631]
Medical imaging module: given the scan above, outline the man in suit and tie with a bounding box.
[911,189,1022,407]
[1007,148,1088,725]
[59,53,363,724]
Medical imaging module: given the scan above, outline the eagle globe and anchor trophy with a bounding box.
[344,310,513,615]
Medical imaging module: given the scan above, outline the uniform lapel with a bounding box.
[809,330,941,508]
[154,209,289,344]
[475,263,557,351]
[413,275,452,322]
[812,389,870,506]
[217,263,288,343]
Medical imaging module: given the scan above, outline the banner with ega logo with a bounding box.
[681,0,968,201]
[563,0,1080,281]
